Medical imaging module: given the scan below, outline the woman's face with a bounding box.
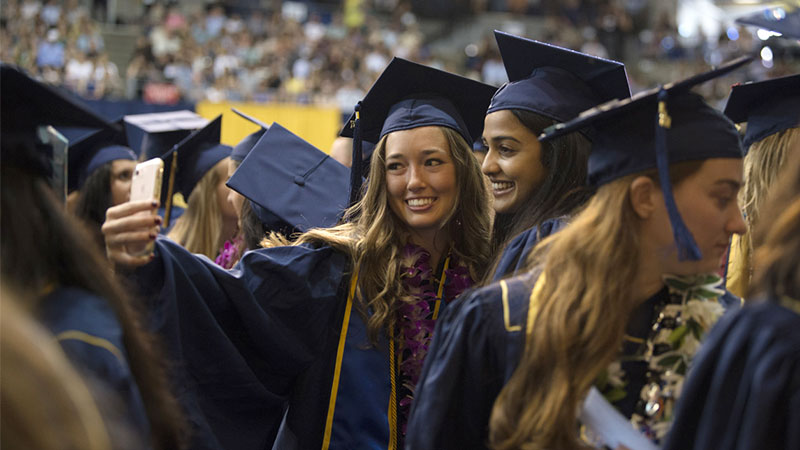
[215,159,238,225]
[226,159,246,222]
[651,158,747,275]
[385,126,458,237]
[481,109,547,214]
[109,159,137,206]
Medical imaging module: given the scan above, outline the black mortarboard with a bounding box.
[736,5,800,40]
[340,57,497,205]
[662,301,800,450]
[0,63,119,179]
[226,123,349,233]
[541,56,753,261]
[160,115,231,202]
[488,30,630,135]
[230,108,269,162]
[723,74,800,149]
[124,110,208,159]
[66,121,136,191]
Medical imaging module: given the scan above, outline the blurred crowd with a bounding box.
[1,0,798,111]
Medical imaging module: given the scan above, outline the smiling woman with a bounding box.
[478,31,631,282]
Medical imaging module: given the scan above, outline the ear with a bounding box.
[629,176,658,219]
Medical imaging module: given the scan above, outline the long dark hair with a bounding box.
[1,165,187,450]
[487,109,592,281]
[75,161,113,247]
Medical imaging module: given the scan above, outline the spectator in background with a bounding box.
[37,28,64,69]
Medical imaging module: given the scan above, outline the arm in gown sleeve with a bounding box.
[406,279,528,450]
[130,237,349,450]
[663,300,800,450]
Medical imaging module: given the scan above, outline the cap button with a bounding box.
[293,176,305,186]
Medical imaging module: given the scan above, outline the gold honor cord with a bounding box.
[322,269,359,450]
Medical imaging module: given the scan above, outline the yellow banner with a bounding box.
[196,101,342,154]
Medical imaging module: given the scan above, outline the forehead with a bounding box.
[687,158,744,185]
[384,126,451,158]
[111,159,137,171]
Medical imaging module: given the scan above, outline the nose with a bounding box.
[481,147,499,177]
[728,207,747,236]
[407,163,427,192]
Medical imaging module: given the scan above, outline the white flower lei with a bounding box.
[595,273,726,445]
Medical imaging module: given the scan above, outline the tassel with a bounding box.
[655,89,702,261]
[347,102,364,210]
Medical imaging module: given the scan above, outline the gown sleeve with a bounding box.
[405,277,531,450]
[662,300,800,450]
[130,237,349,450]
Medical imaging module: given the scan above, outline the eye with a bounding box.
[498,145,515,156]
[386,162,403,171]
[425,158,444,167]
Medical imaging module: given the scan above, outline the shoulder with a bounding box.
[442,272,537,336]
[38,287,121,339]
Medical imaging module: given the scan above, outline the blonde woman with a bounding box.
[408,58,751,450]
[722,73,800,298]
[161,116,238,261]
[101,59,495,450]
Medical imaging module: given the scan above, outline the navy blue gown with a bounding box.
[663,300,800,450]
[38,286,152,443]
[491,218,567,281]
[406,273,741,450]
[132,237,462,449]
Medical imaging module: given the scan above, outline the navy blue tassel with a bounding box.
[348,102,364,210]
[655,89,702,261]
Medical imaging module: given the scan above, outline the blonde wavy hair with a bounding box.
[265,126,491,344]
[489,161,702,450]
[737,127,800,274]
[168,160,228,259]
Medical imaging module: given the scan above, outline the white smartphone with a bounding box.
[129,158,164,256]
[130,158,164,204]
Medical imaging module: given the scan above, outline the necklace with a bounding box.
[596,273,726,444]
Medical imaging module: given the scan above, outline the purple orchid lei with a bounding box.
[396,243,473,435]
[214,235,244,269]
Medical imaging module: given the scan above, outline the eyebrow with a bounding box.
[483,135,521,144]
[713,179,742,190]
[386,148,446,160]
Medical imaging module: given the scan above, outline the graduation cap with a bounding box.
[159,115,231,222]
[488,30,630,134]
[230,108,270,162]
[541,55,753,261]
[0,63,119,179]
[735,4,800,40]
[124,110,208,159]
[723,74,800,150]
[66,121,137,192]
[226,122,349,233]
[340,57,497,205]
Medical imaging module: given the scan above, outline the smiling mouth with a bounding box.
[491,181,514,194]
[406,197,436,207]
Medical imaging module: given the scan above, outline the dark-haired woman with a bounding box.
[479,31,630,282]
[75,152,137,247]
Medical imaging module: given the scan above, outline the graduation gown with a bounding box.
[662,300,800,450]
[407,273,742,450]
[490,218,567,281]
[134,237,458,450]
[38,286,151,443]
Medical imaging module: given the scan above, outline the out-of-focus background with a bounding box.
[2,0,798,150]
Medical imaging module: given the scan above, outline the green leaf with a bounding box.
[604,387,628,403]
[657,354,682,367]
[668,325,689,346]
